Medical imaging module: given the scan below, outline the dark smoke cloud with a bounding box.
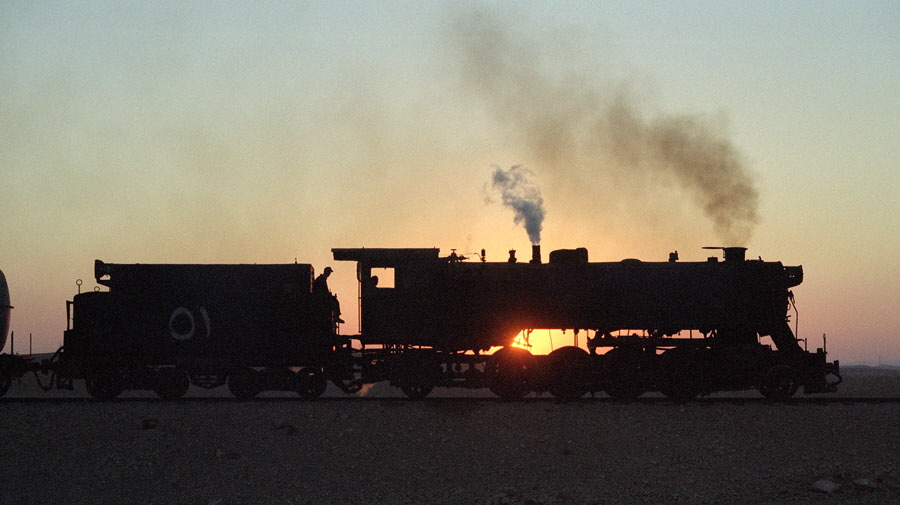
[488,165,545,244]
[451,8,759,245]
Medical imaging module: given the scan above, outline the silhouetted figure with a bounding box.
[313,267,343,324]
[312,266,332,294]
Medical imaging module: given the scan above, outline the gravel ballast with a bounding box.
[1,367,898,505]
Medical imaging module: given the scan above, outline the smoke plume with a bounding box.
[451,8,759,245]
[488,165,545,244]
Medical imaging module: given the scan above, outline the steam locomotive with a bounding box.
[0,246,841,400]
[332,245,839,400]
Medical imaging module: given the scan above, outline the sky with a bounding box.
[1,1,898,364]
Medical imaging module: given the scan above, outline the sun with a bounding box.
[510,331,531,349]
[505,328,593,356]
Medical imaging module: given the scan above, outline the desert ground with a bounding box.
[1,366,898,505]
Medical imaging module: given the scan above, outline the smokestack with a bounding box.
[530,244,541,264]
[724,247,746,263]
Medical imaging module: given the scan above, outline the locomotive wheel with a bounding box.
[0,369,11,397]
[759,365,798,401]
[296,367,328,400]
[603,347,649,400]
[486,347,535,400]
[85,367,124,400]
[547,346,592,400]
[662,364,704,402]
[154,367,190,400]
[659,349,705,402]
[228,368,262,400]
[395,352,440,400]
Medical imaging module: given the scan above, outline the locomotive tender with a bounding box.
[57,261,343,400]
[0,246,840,400]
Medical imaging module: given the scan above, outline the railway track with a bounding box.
[2,395,898,405]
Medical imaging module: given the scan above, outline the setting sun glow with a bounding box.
[510,331,531,350]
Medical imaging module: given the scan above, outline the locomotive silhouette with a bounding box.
[0,246,841,400]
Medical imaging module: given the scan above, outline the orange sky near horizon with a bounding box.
[1,2,898,365]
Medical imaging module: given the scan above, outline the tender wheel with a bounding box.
[85,367,124,400]
[603,347,649,400]
[0,369,11,397]
[400,383,434,400]
[759,365,798,401]
[296,367,328,400]
[547,346,592,400]
[228,368,261,400]
[486,347,535,399]
[154,367,190,400]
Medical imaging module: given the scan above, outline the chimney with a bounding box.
[530,244,541,264]
[724,247,746,263]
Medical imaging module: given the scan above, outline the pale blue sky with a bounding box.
[2,1,898,362]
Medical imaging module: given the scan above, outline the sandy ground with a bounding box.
[0,367,898,505]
